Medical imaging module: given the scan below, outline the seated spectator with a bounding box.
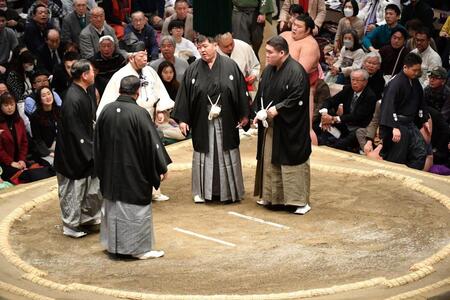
[168,19,200,61]
[102,0,131,40]
[29,86,60,165]
[312,78,331,123]
[52,51,79,97]
[379,27,408,81]
[362,4,405,52]
[0,10,18,80]
[356,99,381,153]
[362,52,385,100]
[328,29,365,85]
[149,35,189,82]
[400,0,434,32]
[279,0,326,36]
[155,61,185,141]
[6,50,36,102]
[277,4,303,34]
[123,11,159,61]
[91,35,126,96]
[162,0,194,41]
[357,0,401,31]
[406,19,437,52]
[0,93,29,182]
[0,0,25,33]
[24,4,55,54]
[24,69,62,117]
[79,7,125,59]
[316,69,377,152]
[411,28,442,88]
[132,0,165,30]
[438,16,450,68]
[61,0,90,46]
[60,0,96,16]
[379,53,429,170]
[27,0,63,30]
[37,29,63,74]
[334,0,364,52]
[0,81,7,95]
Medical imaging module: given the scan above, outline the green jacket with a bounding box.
[233,0,274,21]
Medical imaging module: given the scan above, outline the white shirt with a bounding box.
[411,45,443,88]
[217,39,260,80]
[97,63,174,119]
[175,37,201,60]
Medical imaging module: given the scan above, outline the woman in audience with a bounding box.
[379,27,408,81]
[6,50,36,102]
[0,93,28,182]
[329,29,365,84]
[156,61,184,142]
[334,0,364,52]
[29,86,60,166]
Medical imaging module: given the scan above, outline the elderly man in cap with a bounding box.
[98,42,174,201]
[424,66,450,165]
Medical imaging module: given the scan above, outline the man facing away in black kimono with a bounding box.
[54,59,102,238]
[253,36,312,215]
[172,35,249,204]
[380,52,429,170]
[95,75,170,260]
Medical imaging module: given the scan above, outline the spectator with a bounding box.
[61,0,90,46]
[438,16,450,68]
[162,0,194,41]
[411,28,442,88]
[405,19,437,51]
[102,0,131,40]
[52,51,79,97]
[317,69,377,152]
[24,4,54,54]
[0,93,28,182]
[357,0,401,32]
[37,29,63,74]
[149,35,189,82]
[60,0,96,16]
[79,7,124,59]
[277,4,303,34]
[400,0,434,32]
[91,35,126,96]
[328,29,365,85]
[168,19,200,61]
[0,0,25,33]
[379,27,408,81]
[157,61,179,100]
[362,4,405,52]
[0,81,7,95]
[132,0,165,27]
[27,0,63,30]
[379,52,429,170]
[24,69,62,116]
[6,50,36,102]
[334,0,364,51]
[362,52,385,100]
[279,0,326,36]
[0,10,18,80]
[123,11,159,61]
[29,86,60,165]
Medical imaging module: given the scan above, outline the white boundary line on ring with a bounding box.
[173,227,236,247]
[228,211,290,229]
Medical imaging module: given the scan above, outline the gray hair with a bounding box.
[215,32,233,42]
[363,51,382,64]
[71,59,91,80]
[160,35,176,47]
[351,69,370,81]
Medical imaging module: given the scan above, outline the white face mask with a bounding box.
[343,8,353,17]
[0,7,7,11]
[24,65,34,72]
[343,39,354,49]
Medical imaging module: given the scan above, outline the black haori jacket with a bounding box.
[94,95,171,206]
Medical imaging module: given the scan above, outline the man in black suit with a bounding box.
[316,69,378,152]
[24,4,54,54]
[61,0,90,46]
[37,29,63,73]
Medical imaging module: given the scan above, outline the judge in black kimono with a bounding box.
[95,75,170,259]
[253,36,312,215]
[54,59,102,238]
[380,52,429,170]
[172,35,249,203]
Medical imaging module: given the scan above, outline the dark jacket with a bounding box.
[123,23,159,60]
[95,95,171,205]
[24,20,54,55]
[37,45,64,74]
[54,83,97,179]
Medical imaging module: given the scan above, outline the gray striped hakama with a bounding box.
[192,118,245,202]
[100,199,154,256]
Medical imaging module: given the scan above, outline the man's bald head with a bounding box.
[216,32,234,55]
